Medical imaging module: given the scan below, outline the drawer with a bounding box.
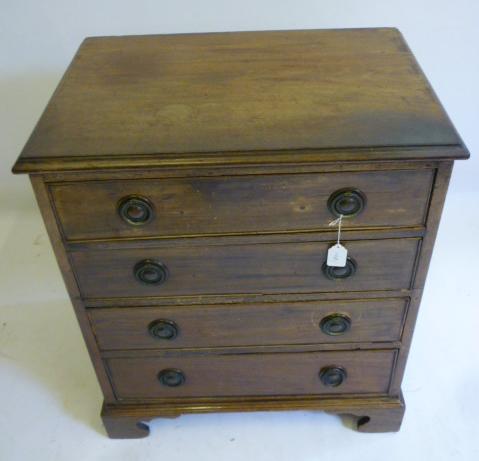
[106,350,396,399]
[71,237,419,299]
[51,169,434,241]
[90,299,407,350]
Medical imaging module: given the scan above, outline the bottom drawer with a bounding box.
[106,350,396,400]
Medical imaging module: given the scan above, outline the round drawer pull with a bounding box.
[320,314,351,336]
[149,319,178,340]
[322,257,357,280]
[158,368,185,387]
[134,260,169,285]
[328,188,366,218]
[118,196,153,225]
[319,366,347,387]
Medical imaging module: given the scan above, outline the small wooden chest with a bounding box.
[12,28,469,438]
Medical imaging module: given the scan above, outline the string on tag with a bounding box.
[327,214,348,267]
[329,214,343,246]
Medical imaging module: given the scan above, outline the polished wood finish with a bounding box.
[50,169,434,241]
[71,237,419,299]
[29,176,116,402]
[101,393,406,438]
[389,161,454,395]
[89,299,407,350]
[106,350,396,399]
[12,28,468,175]
[12,29,468,438]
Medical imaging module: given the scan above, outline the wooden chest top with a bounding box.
[13,28,468,173]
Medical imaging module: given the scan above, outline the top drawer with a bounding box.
[50,169,433,241]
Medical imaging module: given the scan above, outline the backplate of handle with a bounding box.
[118,195,153,225]
[322,257,357,280]
[134,259,169,285]
[327,188,366,218]
[319,366,347,387]
[320,314,351,335]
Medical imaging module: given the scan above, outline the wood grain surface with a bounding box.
[106,349,396,399]
[71,237,420,299]
[89,298,407,350]
[51,169,433,241]
[13,28,467,173]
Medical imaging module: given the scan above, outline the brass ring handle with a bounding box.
[134,260,169,285]
[118,195,153,225]
[320,314,351,336]
[328,188,366,218]
[319,366,347,387]
[158,368,185,387]
[322,257,357,280]
[148,319,178,340]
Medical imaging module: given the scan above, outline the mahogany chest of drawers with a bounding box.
[12,28,469,438]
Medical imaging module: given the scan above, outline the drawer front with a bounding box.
[72,238,419,299]
[106,350,396,399]
[90,299,407,350]
[51,169,433,241]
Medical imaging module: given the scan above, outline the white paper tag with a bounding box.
[327,244,348,267]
